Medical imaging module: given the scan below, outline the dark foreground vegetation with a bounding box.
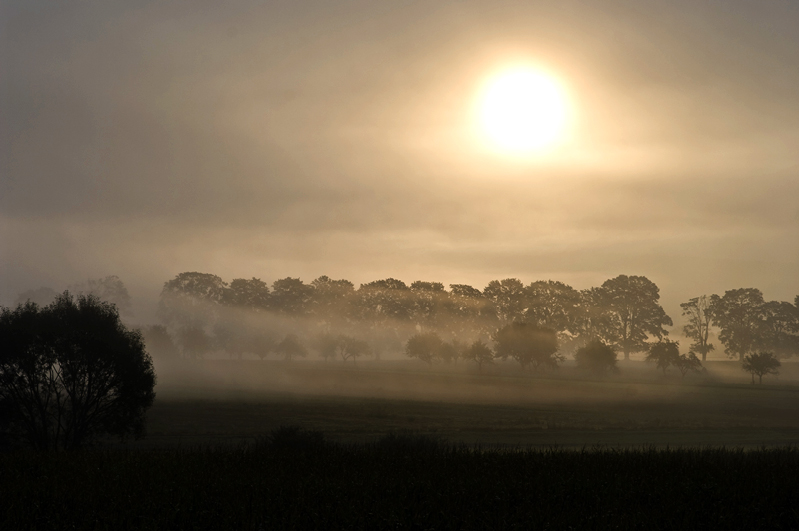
[3,429,799,530]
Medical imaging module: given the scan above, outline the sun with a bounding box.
[478,67,570,154]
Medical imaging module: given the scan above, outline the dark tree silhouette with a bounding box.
[410,281,448,331]
[158,272,229,329]
[142,325,179,360]
[760,301,799,359]
[493,322,561,371]
[597,275,672,360]
[710,288,765,361]
[742,352,781,384]
[483,278,527,323]
[577,287,620,347]
[461,339,494,369]
[275,334,307,361]
[646,340,681,374]
[574,339,618,376]
[680,295,715,361]
[526,280,583,336]
[448,284,496,339]
[0,293,155,450]
[335,335,371,363]
[357,278,413,322]
[405,332,444,366]
[227,278,271,311]
[271,278,313,316]
[673,352,703,378]
[310,276,355,322]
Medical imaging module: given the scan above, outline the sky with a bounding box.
[2,0,798,324]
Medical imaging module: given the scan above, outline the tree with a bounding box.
[596,275,673,360]
[493,322,562,371]
[158,272,229,330]
[275,334,307,361]
[646,340,681,374]
[246,331,277,360]
[271,278,313,316]
[227,278,271,311]
[309,276,355,323]
[742,352,781,384]
[760,301,799,359]
[357,278,413,323]
[142,325,179,360]
[0,293,156,450]
[710,288,765,361]
[448,284,496,340]
[437,340,460,364]
[680,295,715,362]
[461,339,494,370]
[673,353,703,378]
[315,333,340,362]
[409,281,448,331]
[70,276,133,318]
[405,332,444,366]
[526,280,583,336]
[177,326,212,359]
[483,278,527,323]
[574,340,618,376]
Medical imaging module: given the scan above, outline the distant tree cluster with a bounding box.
[147,272,799,371]
[154,272,681,362]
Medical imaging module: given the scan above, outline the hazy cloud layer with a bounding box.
[2,0,798,322]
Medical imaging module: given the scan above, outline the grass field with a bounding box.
[134,359,799,448]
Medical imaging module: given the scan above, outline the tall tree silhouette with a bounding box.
[227,278,271,311]
[483,278,527,323]
[271,278,313,316]
[680,295,715,361]
[596,275,672,360]
[710,288,765,361]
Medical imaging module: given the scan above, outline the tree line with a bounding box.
[148,272,799,365]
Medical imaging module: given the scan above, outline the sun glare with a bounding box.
[478,67,570,154]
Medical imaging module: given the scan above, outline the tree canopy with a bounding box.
[0,293,155,450]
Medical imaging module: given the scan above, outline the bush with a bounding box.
[574,340,618,376]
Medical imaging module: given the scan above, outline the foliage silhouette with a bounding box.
[742,352,781,384]
[0,293,155,450]
[493,322,562,371]
[680,295,715,361]
[574,339,618,376]
[598,275,672,360]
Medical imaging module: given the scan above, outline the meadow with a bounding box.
[140,358,799,448]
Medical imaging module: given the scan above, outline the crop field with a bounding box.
[4,433,799,530]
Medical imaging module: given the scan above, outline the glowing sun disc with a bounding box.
[479,68,569,153]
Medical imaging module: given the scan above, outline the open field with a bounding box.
[133,359,799,448]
